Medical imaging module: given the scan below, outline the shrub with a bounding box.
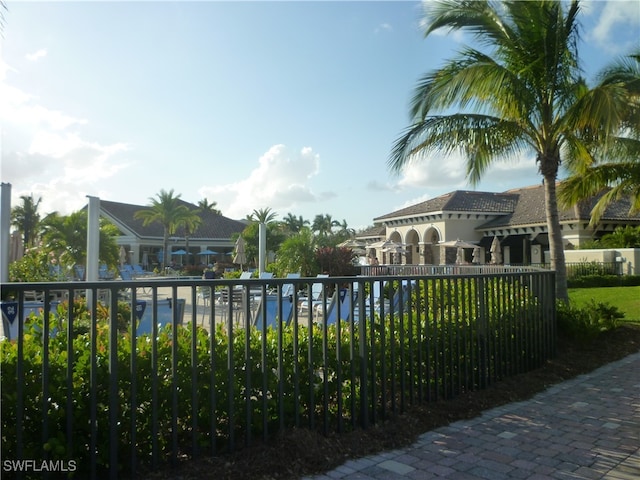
[556,300,624,340]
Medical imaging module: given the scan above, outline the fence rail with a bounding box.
[0,270,556,479]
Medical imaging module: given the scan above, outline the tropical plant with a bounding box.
[197,198,222,215]
[11,194,42,248]
[314,246,357,276]
[40,210,119,270]
[272,227,318,277]
[250,207,278,224]
[176,209,202,266]
[559,50,640,225]
[389,1,633,303]
[282,213,309,235]
[597,226,640,248]
[134,189,192,270]
[311,214,339,238]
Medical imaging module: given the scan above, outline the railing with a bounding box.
[0,270,556,479]
[360,264,543,277]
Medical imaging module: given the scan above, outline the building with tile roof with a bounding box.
[99,199,247,269]
[358,184,640,266]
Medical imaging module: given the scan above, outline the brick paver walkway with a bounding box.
[305,352,640,479]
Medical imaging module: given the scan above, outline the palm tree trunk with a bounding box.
[543,175,569,303]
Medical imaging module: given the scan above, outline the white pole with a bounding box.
[258,222,266,275]
[86,196,100,282]
[0,183,11,283]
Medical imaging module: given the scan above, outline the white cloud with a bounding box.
[396,151,468,189]
[1,62,130,216]
[26,49,47,62]
[374,23,393,34]
[583,0,639,53]
[198,145,322,220]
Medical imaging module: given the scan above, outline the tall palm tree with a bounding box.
[11,194,42,248]
[251,207,278,224]
[177,209,202,266]
[197,198,222,215]
[389,0,631,303]
[312,214,339,238]
[559,50,640,224]
[282,213,309,234]
[134,189,191,270]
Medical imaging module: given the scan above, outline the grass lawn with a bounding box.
[568,286,640,323]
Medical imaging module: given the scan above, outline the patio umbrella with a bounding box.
[337,239,366,248]
[472,247,481,264]
[490,236,502,264]
[456,247,465,264]
[233,237,247,269]
[439,239,478,249]
[197,249,218,264]
[171,249,187,255]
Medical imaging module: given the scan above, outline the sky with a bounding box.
[1,1,639,231]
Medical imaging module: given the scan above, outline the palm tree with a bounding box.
[177,209,202,266]
[41,211,119,269]
[312,214,338,238]
[559,50,640,224]
[134,189,191,270]
[197,198,222,215]
[11,194,42,248]
[389,0,632,303]
[282,213,309,234]
[251,207,278,224]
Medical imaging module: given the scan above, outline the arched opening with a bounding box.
[423,227,441,265]
[405,229,419,265]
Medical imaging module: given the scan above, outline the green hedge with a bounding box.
[567,275,640,288]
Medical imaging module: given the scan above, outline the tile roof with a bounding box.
[479,184,640,228]
[372,184,640,228]
[374,190,518,221]
[100,199,247,240]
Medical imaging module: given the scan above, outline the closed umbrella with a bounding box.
[119,246,127,267]
[490,236,502,264]
[233,237,247,269]
[9,231,24,262]
[456,247,465,264]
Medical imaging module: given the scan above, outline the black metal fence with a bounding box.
[0,269,556,479]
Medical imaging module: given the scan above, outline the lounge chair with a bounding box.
[315,286,359,325]
[132,264,153,277]
[281,273,301,298]
[298,274,329,315]
[253,294,295,330]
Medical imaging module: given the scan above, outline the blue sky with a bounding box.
[2,1,639,230]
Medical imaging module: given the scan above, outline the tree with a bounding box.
[272,227,318,277]
[559,50,640,224]
[197,198,222,215]
[134,189,191,270]
[11,194,42,248]
[389,1,632,303]
[282,213,309,235]
[251,207,278,224]
[311,214,338,238]
[177,209,202,266]
[41,210,119,271]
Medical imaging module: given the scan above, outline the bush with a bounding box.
[568,275,640,288]
[557,300,624,340]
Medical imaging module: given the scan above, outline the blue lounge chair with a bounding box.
[319,286,359,325]
[253,294,295,330]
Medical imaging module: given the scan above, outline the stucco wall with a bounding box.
[564,248,639,275]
